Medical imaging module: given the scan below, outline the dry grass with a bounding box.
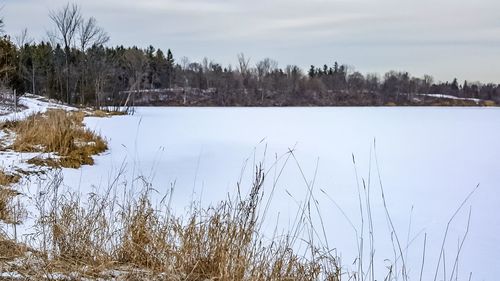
[0,170,20,187]
[481,100,497,106]
[0,164,474,281]
[0,170,21,225]
[0,237,29,261]
[87,109,127,118]
[429,99,479,106]
[3,109,108,169]
[0,188,21,224]
[0,151,474,280]
[26,156,61,169]
[4,167,342,280]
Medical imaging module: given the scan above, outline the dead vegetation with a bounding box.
[0,187,23,225]
[0,163,476,281]
[0,170,20,187]
[0,169,22,225]
[0,167,344,280]
[1,109,108,169]
[0,188,16,224]
[0,237,30,261]
[0,147,475,280]
[86,108,128,118]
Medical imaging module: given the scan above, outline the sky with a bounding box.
[2,0,500,83]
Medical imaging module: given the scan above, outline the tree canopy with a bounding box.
[1,4,499,107]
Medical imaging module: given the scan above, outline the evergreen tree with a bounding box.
[0,36,22,91]
[308,65,315,78]
[451,78,459,92]
[166,49,174,88]
[463,80,469,96]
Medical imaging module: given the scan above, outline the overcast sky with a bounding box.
[3,0,499,83]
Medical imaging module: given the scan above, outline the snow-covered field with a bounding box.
[0,94,73,123]
[60,106,500,280]
[3,101,500,280]
[0,95,74,176]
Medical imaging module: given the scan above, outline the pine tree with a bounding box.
[166,49,174,88]
[451,78,459,91]
[0,36,21,91]
[308,65,315,78]
[463,80,469,96]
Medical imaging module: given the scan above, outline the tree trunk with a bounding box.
[65,51,70,104]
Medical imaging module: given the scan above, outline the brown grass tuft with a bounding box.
[0,188,21,224]
[87,109,127,118]
[0,237,29,261]
[20,167,342,280]
[5,109,108,169]
[26,157,61,169]
[482,100,497,106]
[0,169,25,227]
[0,170,20,187]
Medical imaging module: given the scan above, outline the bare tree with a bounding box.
[255,58,278,102]
[78,17,109,52]
[15,28,36,95]
[256,58,277,82]
[49,3,82,50]
[0,7,4,34]
[77,17,109,104]
[237,53,250,75]
[123,48,148,106]
[285,65,303,94]
[87,48,110,108]
[15,28,34,48]
[347,71,365,95]
[49,3,82,103]
[237,53,251,87]
[180,56,190,70]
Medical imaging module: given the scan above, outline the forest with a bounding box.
[1,4,500,107]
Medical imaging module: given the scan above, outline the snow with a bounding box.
[59,106,500,280]
[0,94,71,176]
[418,93,482,103]
[0,94,73,123]
[0,272,24,279]
[2,97,500,279]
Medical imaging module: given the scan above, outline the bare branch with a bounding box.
[237,53,250,75]
[15,28,34,48]
[0,6,4,34]
[79,17,109,52]
[49,3,82,50]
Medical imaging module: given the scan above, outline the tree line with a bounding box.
[1,3,499,107]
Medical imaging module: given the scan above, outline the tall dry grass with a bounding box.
[0,170,20,187]
[0,188,18,224]
[86,109,128,118]
[2,109,107,168]
[0,170,22,225]
[0,146,476,280]
[6,167,343,280]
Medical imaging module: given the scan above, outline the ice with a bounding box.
[2,96,500,279]
[63,106,500,280]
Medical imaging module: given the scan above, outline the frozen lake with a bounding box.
[61,106,500,280]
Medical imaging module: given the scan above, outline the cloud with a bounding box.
[2,0,499,82]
